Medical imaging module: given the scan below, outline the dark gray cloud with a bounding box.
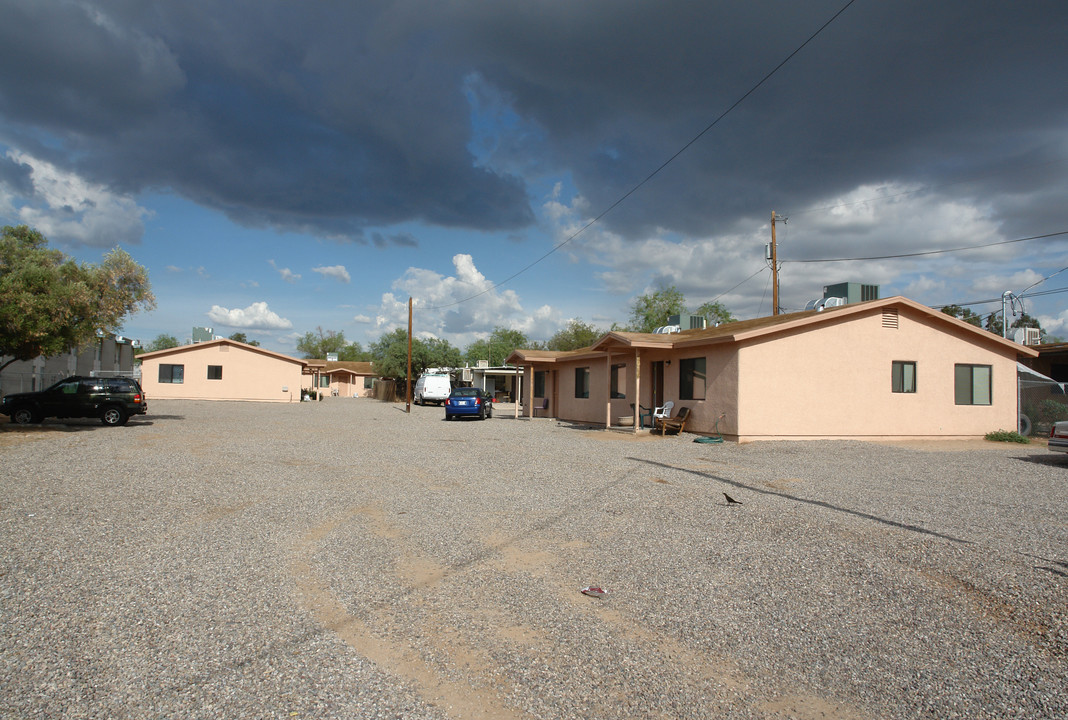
[0,152,32,196]
[0,0,1064,244]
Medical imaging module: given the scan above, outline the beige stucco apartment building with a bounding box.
[307,361,378,398]
[507,297,1038,442]
[138,339,310,403]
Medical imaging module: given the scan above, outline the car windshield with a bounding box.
[451,388,479,397]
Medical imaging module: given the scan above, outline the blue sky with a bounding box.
[1,0,1067,354]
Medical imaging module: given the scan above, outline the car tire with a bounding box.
[11,407,37,425]
[101,406,127,426]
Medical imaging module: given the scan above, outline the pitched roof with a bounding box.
[322,361,376,375]
[136,338,309,365]
[506,296,1037,363]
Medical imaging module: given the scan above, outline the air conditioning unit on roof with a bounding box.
[1013,327,1041,346]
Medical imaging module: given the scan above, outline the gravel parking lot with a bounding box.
[1,398,1065,719]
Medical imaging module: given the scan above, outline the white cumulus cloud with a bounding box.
[313,264,351,283]
[207,301,292,329]
[268,259,301,283]
[2,149,150,247]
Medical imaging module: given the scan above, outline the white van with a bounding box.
[414,373,452,406]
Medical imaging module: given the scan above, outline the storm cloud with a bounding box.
[0,0,1064,252]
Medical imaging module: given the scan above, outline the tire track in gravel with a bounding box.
[289,503,871,720]
[288,507,524,720]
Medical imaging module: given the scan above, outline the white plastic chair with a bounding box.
[652,401,674,421]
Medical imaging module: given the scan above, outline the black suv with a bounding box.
[1,376,148,426]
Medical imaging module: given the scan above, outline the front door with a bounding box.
[651,361,665,409]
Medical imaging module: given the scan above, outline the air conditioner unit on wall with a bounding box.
[461,368,473,382]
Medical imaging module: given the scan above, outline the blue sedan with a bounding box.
[444,387,493,421]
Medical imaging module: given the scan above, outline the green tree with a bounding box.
[142,334,180,353]
[368,329,461,378]
[693,300,736,326]
[0,225,155,371]
[545,319,604,351]
[940,305,983,327]
[295,327,367,360]
[626,285,687,333]
[464,326,529,366]
[228,332,260,347]
[424,337,464,369]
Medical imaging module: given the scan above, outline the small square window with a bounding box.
[207,365,223,380]
[955,364,991,405]
[892,361,916,393]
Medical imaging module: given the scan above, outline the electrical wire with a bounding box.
[419,0,861,310]
[933,285,1068,310]
[782,230,1068,264]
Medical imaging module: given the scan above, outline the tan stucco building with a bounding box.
[138,339,311,403]
[507,296,1038,442]
[307,361,378,398]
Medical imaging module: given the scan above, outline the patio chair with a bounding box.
[652,401,674,425]
[656,406,691,436]
[630,403,655,429]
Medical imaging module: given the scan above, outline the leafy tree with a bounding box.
[295,327,368,360]
[142,334,180,353]
[623,285,736,332]
[464,326,529,366]
[626,285,687,333]
[228,332,260,347]
[940,305,983,327]
[545,319,604,351]
[369,329,462,378]
[424,337,464,369]
[693,300,736,326]
[0,225,155,372]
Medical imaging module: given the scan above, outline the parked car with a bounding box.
[0,376,148,426]
[444,387,493,421]
[1048,421,1068,453]
[414,372,452,406]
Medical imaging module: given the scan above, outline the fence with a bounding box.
[1020,378,1068,436]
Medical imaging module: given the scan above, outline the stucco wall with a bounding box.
[736,307,1020,440]
[140,343,305,402]
[530,349,740,435]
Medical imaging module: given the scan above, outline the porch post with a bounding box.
[526,366,534,418]
[605,352,613,430]
[633,350,642,434]
[515,366,522,418]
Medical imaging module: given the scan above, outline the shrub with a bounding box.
[984,430,1030,444]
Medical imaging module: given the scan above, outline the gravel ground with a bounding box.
[1,398,1065,720]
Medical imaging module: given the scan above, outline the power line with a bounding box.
[782,230,1068,264]
[420,0,861,310]
[933,285,1068,310]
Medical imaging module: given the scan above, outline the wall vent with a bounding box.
[881,309,899,328]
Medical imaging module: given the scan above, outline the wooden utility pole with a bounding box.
[770,211,780,315]
[406,297,412,413]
